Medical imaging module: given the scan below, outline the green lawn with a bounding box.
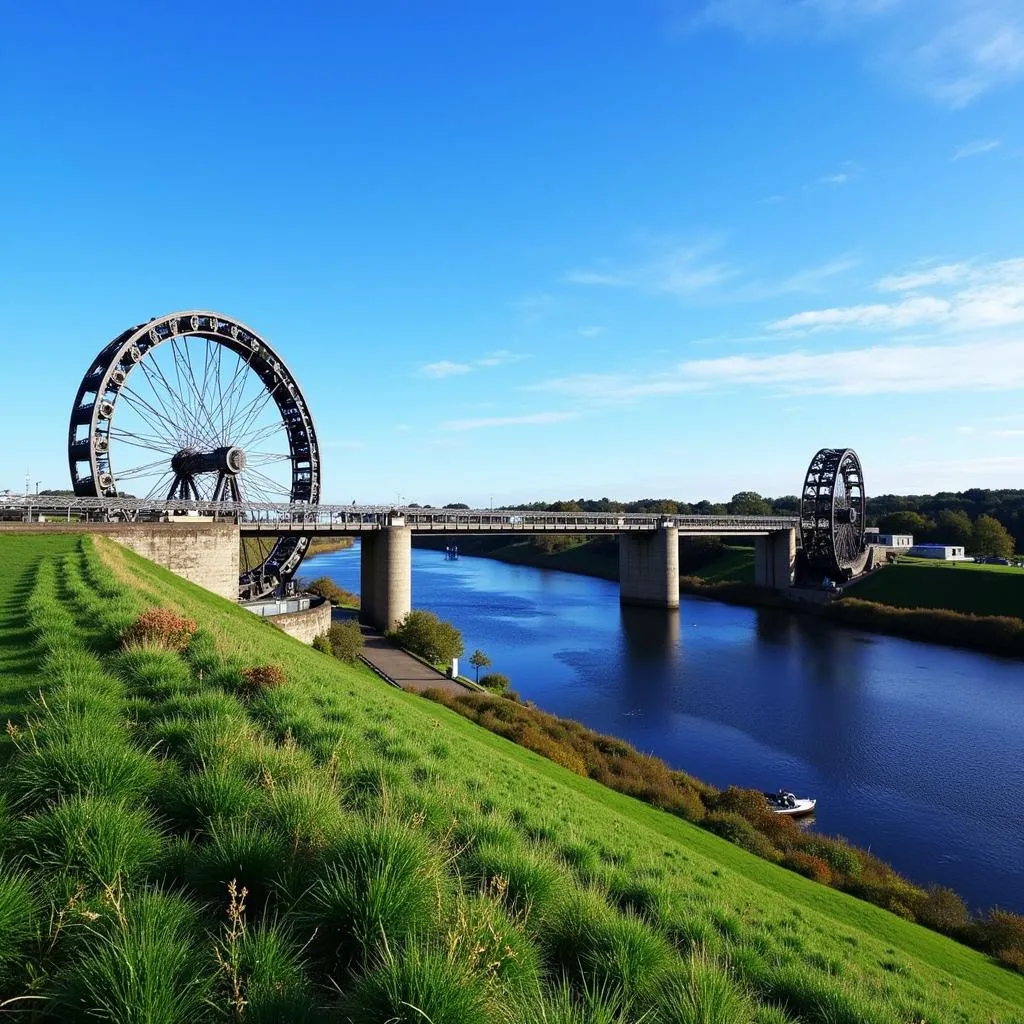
[850,558,1024,618]
[688,544,756,584]
[1,532,1022,1022]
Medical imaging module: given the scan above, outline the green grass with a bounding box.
[0,531,1022,1021]
[686,545,756,584]
[850,558,1024,618]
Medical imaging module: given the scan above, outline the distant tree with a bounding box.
[444,503,470,509]
[469,649,491,683]
[390,609,464,664]
[877,511,933,538]
[972,514,1015,558]
[728,491,773,516]
[936,509,974,548]
[772,494,801,514]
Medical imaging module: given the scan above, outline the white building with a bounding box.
[908,543,966,560]
[876,533,914,548]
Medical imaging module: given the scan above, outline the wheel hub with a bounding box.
[171,445,247,477]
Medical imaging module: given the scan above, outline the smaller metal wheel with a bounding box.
[799,448,867,579]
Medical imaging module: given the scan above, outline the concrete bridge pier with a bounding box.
[359,526,412,632]
[754,529,796,590]
[619,525,680,609]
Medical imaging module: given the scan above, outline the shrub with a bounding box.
[312,632,332,654]
[389,609,464,664]
[781,852,833,886]
[344,943,490,1024]
[0,872,36,985]
[914,885,969,934]
[656,951,755,1024]
[300,819,440,970]
[9,732,161,809]
[801,838,863,879]
[479,672,511,692]
[704,813,781,862]
[239,664,288,695]
[581,911,673,999]
[187,818,291,913]
[58,890,213,1024]
[973,908,1024,970]
[326,620,364,663]
[220,922,318,1024]
[121,607,197,651]
[304,576,360,607]
[18,796,164,892]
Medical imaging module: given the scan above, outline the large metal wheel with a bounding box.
[799,448,866,579]
[68,311,320,599]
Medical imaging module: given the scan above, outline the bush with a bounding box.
[239,664,288,695]
[479,672,511,692]
[389,609,463,664]
[304,576,360,607]
[312,632,332,654]
[782,852,833,886]
[915,885,969,934]
[121,607,197,651]
[326,620,364,663]
[703,813,781,862]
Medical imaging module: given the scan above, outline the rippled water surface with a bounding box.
[308,544,1024,913]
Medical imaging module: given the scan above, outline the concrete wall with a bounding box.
[359,528,412,631]
[259,597,332,644]
[754,529,796,589]
[107,523,240,601]
[619,526,680,608]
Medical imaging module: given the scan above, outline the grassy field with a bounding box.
[0,533,1022,1022]
[687,545,756,584]
[850,559,1024,618]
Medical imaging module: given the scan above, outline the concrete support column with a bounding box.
[619,525,679,609]
[359,527,412,632]
[754,529,796,590]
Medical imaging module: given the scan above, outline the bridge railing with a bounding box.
[2,494,799,535]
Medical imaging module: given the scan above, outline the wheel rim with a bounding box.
[67,311,320,599]
[799,448,866,577]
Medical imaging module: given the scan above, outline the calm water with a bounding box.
[308,544,1024,913]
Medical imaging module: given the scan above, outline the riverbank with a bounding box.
[8,535,1019,1019]
[413,535,1024,658]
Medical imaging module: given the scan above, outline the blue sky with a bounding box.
[2,0,1023,506]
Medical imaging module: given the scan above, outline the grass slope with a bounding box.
[850,559,1024,618]
[0,532,1021,1023]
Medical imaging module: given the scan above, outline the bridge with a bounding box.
[28,308,871,630]
[4,494,802,628]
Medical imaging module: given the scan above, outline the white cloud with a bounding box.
[953,138,1002,160]
[769,295,951,332]
[565,240,735,297]
[689,0,1024,106]
[877,262,972,291]
[578,325,605,338]
[676,338,1024,393]
[536,335,1024,402]
[419,360,472,379]
[476,349,525,367]
[441,411,578,431]
[770,257,1024,333]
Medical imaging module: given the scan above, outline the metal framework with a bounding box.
[799,448,866,579]
[3,494,798,536]
[67,311,320,599]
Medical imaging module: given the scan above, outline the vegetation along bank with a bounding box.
[1,532,1022,1020]
[413,534,1024,657]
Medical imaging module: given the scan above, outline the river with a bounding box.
[306,543,1024,914]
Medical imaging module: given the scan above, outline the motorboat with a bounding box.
[764,790,817,817]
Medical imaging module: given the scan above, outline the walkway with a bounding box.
[359,630,471,695]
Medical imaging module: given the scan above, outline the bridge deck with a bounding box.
[3,496,798,538]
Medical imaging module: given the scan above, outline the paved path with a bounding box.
[359,631,471,695]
